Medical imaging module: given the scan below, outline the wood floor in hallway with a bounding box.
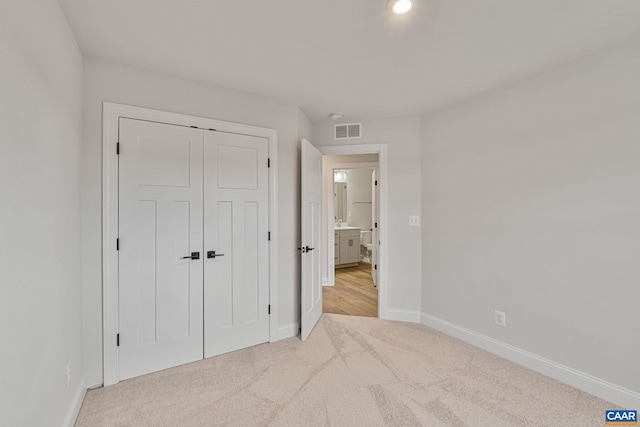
[323,263,378,317]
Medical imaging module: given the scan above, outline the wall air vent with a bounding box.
[334,123,361,140]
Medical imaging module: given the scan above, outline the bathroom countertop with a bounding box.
[334,226,361,231]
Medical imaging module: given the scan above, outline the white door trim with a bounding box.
[102,102,279,386]
[317,144,389,320]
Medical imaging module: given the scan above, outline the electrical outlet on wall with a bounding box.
[409,215,420,226]
[494,310,506,327]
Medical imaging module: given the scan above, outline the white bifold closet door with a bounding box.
[203,130,270,358]
[118,119,204,380]
[118,118,270,381]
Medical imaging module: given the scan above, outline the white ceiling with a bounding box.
[58,0,640,123]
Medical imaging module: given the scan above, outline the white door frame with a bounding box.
[102,102,279,386]
[317,144,389,320]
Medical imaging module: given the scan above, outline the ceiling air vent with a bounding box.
[334,123,361,140]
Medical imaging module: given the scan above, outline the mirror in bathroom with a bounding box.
[334,182,347,222]
[334,170,348,222]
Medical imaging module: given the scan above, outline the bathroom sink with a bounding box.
[334,225,360,230]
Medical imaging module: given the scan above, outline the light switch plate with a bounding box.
[409,215,420,226]
[495,310,506,327]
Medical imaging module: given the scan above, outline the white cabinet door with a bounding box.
[301,139,323,341]
[338,230,360,265]
[203,131,270,357]
[338,236,352,264]
[118,118,204,380]
[339,236,348,264]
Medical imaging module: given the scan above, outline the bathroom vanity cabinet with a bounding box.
[335,227,360,268]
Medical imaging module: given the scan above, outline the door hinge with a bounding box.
[190,125,198,129]
[116,238,119,250]
[375,222,378,228]
[374,264,377,270]
[268,231,271,241]
[116,142,120,155]
[267,158,271,168]
[268,305,271,315]
[375,180,378,186]
[117,333,120,347]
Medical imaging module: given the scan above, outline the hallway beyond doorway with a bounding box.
[322,263,378,317]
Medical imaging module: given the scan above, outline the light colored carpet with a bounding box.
[76,314,614,426]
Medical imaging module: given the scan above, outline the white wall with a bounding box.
[421,38,640,397]
[82,58,305,386]
[0,1,85,425]
[313,117,422,317]
[345,169,374,229]
[297,107,312,142]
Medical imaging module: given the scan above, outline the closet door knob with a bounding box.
[181,252,200,260]
[207,251,225,259]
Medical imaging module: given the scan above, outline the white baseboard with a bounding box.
[384,308,421,324]
[272,323,299,341]
[420,313,640,409]
[63,376,87,427]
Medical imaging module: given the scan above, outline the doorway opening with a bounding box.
[322,156,379,318]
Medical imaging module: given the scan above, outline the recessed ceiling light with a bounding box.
[389,0,413,15]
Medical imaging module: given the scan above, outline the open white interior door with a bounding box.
[301,139,323,341]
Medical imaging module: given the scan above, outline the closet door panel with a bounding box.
[118,118,204,381]
[203,130,270,358]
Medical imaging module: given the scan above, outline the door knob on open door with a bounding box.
[180,252,200,260]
